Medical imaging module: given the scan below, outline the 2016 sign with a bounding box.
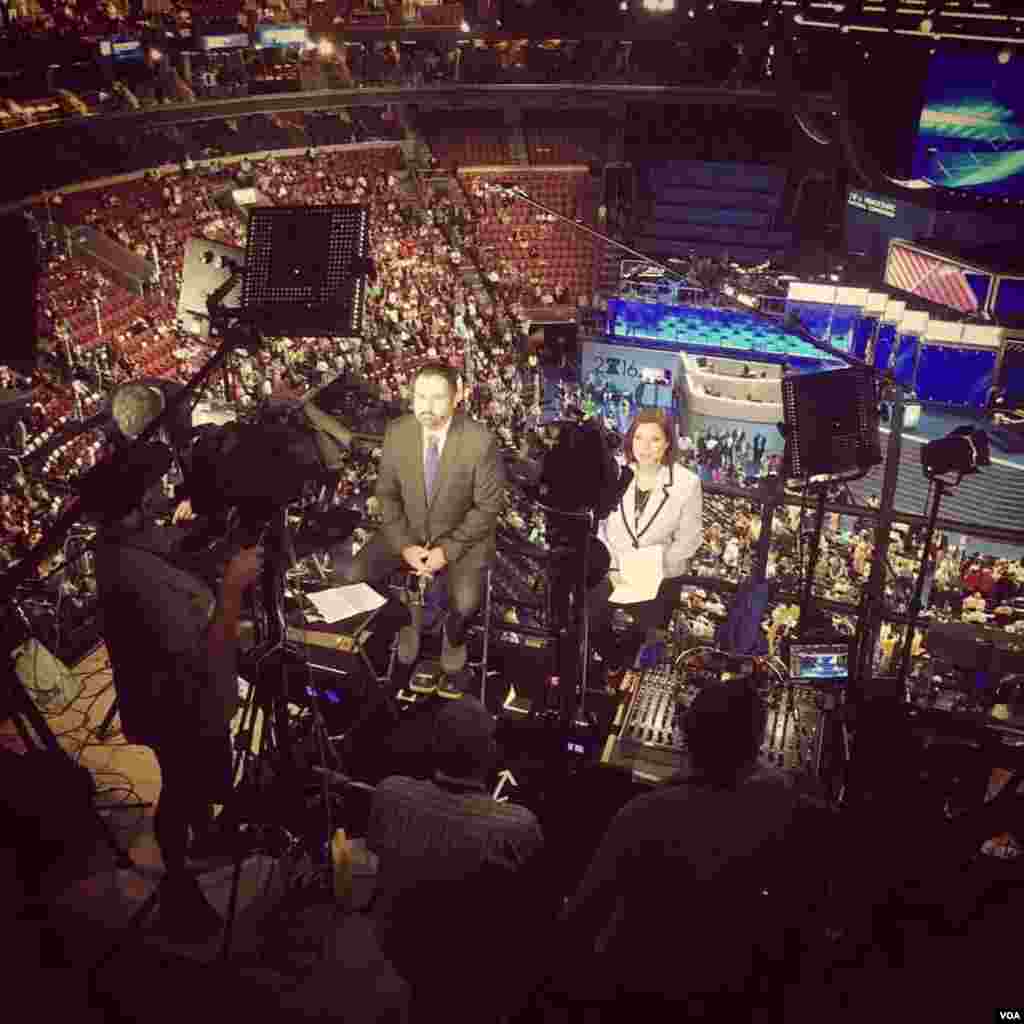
[592,355,641,379]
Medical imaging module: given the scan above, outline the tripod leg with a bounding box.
[88,885,162,996]
[220,690,277,963]
[776,683,796,767]
[231,679,261,787]
[220,814,251,960]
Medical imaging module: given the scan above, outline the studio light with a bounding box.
[780,366,882,480]
[318,39,335,57]
[242,205,371,337]
[642,0,677,11]
[920,426,990,481]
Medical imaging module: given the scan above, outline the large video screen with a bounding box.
[885,240,992,314]
[913,51,1024,198]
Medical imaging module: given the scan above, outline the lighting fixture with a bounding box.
[920,426,990,481]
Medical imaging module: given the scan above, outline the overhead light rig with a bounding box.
[721,0,1024,47]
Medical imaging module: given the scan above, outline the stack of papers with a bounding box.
[306,583,386,623]
[609,545,664,604]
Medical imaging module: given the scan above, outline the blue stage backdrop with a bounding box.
[1000,340,1024,403]
[868,299,905,370]
[992,276,1024,323]
[829,288,870,353]
[916,345,996,408]
[891,311,928,390]
[873,322,898,373]
[850,292,889,362]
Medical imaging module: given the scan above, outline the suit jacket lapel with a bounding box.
[429,414,462,510]
[412,419,428,510]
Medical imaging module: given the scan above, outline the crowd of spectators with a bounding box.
[2,140,1022,686]
[0,145,565,573]
[2,132,1023,1024]
[1,3,836,131]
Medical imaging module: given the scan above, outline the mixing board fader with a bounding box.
[610,666,694,771]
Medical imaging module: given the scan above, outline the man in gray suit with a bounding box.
[335,362,505,675]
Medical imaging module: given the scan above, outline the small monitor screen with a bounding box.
[789,643,850,682]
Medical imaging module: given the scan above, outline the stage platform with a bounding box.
[606,298,837,367]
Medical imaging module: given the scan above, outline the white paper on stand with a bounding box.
[609,545,664,604]
[307,584,386,623]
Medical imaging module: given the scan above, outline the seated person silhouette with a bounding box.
[366,697,547,1024]
[555,680,809,1020]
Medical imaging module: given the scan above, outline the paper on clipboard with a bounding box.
[307,583,386,623]
[609,545,664,604]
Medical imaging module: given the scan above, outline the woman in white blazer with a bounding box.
[590,408,703,682]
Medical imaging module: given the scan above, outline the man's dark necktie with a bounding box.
[425,436,440,503]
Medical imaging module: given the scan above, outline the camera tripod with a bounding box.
[781,472,870,801]
[88,506,349,974]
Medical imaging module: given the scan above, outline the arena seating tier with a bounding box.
[417,109,513,168]
[523,109,609,166]
[463,169,598,307]
[636,160,793,264]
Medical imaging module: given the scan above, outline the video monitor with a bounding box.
[789,642,850,683]
[914,50,1024,199]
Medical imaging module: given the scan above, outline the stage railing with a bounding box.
[614,283,788,318]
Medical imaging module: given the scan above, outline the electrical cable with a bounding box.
[40,663,149,815]
[793,475,812,612]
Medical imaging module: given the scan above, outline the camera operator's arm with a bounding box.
[206,546,263,697]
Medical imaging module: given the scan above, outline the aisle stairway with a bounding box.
[505,109,529,165]
[596,245,620,302]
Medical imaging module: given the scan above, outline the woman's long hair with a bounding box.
[622,407,678,467]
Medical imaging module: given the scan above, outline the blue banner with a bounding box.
[851,315,877,362]
[253,24,309,48]
[916,345,996,407]
[992,276,1024,321]
[891,334,920,389]
[873,323,897,372]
